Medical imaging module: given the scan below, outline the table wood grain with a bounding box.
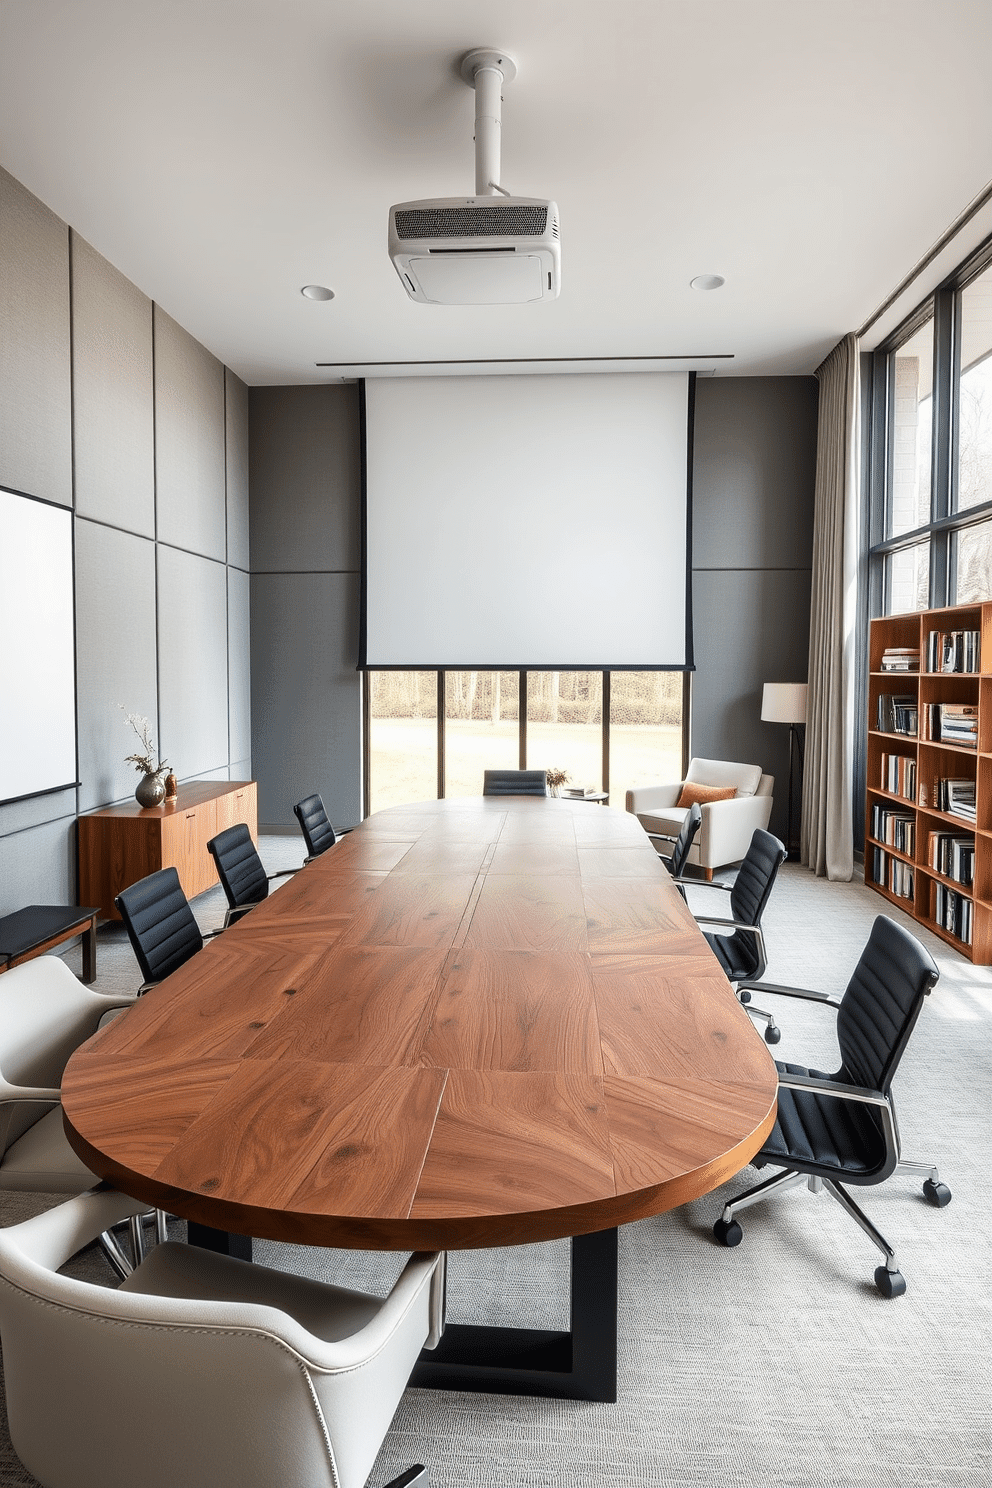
[62,798,778,1250]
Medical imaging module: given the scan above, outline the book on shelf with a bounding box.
[881,753,916,799]
[925,702,979,747]
[880,646,920,672]
[933,776,977,821]
[872,848,914,900]
[869,804,915,855]
[926,628,981,674]
[932,881,973,945]
[927,830,975,886]
[876,693,918,735]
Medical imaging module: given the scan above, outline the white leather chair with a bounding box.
[0,956,151,1265]
[626,757,774,879]
[0,1188,444,1488]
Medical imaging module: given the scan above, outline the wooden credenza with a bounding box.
[78,781,258,920]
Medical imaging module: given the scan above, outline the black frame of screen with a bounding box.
[360,669,690,820]
[356,373,696,673]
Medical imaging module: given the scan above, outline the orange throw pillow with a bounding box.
[677,782,737,808]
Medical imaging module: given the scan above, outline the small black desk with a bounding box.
[0,906,99,984]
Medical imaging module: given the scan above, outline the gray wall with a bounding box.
[690,376,818,843]
[0,168,250,915]
[248,375,816,845]
[249,385,362,832]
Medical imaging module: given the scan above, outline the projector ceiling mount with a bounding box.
[387,47,560,306]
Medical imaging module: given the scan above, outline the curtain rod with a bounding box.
[857,176,992,339]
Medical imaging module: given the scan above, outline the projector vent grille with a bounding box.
[395,204,548,239]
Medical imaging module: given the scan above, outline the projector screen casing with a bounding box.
[0,488,78,805]
[360,372,694,670]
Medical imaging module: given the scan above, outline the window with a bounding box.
[870,241,992,614]
[365,670,686,815]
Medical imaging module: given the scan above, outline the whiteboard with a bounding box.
[0,488,78,803]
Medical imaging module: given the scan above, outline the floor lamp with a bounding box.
[761,683,808,860]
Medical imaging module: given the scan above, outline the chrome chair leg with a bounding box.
[155,1208,169,1244]
[128,1213,146,1267]
[98,1229,133,1280]
[383,1468,427,1488]
[822,1178,906,1295]
[897,1157,952,1207]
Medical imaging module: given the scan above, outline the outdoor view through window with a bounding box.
[368,671,683,815]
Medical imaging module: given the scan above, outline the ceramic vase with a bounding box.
[135,771,166,808]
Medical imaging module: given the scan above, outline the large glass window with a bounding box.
[367,671,437,815]
[887,318,933,538]
[957,263,992,514]
[526,672,603,791]
[365,670,685,814]
[609,673,684,807]
[872,244,992,615]
[444,672,519,797]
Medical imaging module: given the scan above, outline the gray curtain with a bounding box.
[801,333,860,881]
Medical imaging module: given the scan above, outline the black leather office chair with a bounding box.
[206,823,298,926]
[713,914,950,1296]
[293,793,339,864]
[691,827,787,1043]
[482,769,548,796]
[115,867,210,992]
[645,801,702,899]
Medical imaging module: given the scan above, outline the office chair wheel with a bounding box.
[738,989,751,1004]
[874,1266,906,1298]
[922,1178,951,1207]
[713,1218,743,1247]
[764,1024,781,1044]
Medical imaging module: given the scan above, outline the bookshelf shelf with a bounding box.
[866,603,991,963]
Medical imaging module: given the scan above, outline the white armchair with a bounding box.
[626,756,774,879]
[0,1188,444,1488]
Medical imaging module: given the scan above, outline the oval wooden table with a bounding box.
[63,797,777,1401]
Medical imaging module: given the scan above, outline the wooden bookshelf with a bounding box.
[866,603,991,963]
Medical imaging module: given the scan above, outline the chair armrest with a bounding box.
[693,915,762,933]
[686,880,734,892]
[0,1080,61,1104]
[776,1071,888,1107]
[626,784,682,814]
[737,980,842,1010]
[265,868,299,883]
[645,831,678,843]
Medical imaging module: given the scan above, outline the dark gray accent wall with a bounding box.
[0,170,250,916]
[691,376,818,843]
[249,385,362,832]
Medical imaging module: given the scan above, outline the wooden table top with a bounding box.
[62,798,778,1251]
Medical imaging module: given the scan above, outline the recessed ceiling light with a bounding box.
[690,274,725,292]
[301,284,334,301]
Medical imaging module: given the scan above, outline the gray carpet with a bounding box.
[1,840,989,1486]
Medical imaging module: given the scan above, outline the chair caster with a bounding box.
[764,1024,781,1044]
[738,989,751,1004]
[874,1266,906,1298]
[923,1178,951,1207]
[713,1217,743,1247]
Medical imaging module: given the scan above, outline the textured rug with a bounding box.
[1,841,989,1487]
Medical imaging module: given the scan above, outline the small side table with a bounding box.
[0,906,100,984]
[561,791,609,805]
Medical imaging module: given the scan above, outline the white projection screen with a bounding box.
[362,372,693,669]
[0,488,77,804]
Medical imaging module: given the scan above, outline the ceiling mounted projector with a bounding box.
[388,48,560,306]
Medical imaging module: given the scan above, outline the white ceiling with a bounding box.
[2,0,991,385]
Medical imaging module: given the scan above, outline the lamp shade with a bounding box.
[761,682,808,725]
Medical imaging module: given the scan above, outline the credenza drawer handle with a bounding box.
[185,812,196,819]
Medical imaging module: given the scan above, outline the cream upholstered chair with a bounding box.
[0,956,150,1276]
[0,1188,444,1488]
[627,757,774,879]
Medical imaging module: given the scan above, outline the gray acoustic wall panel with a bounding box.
[251,572,361,832]
[154,306,227,560]
[0,816,74,918]
[0,169,71,506]
[692,377,818,571]
[74,519,158,813]
[228,565,251,769]
[0,787,77,840]
[226,368,250,571]
[249,385,361,572]
[71,234,154,536]
[157,545,230,779]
